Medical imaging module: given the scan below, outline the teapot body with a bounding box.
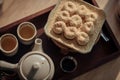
[0,38,55,80]
[18,51,55,80]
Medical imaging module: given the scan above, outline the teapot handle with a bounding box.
[0,60,17,71]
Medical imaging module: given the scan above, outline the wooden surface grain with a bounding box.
[74,56,120,80]
[0,0,57,28]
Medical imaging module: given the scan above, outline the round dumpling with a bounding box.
[80,22,94,35]
[62,1,77,15]
[64,27,77,39]
[69,15,82,27]
[52,21,66,34]
[56,11,70,22]
[84,12,98,22]
[77,5,88,18]
[76,32,89,45]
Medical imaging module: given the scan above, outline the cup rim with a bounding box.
[17,22,37,41]
[60,56,77,73]
[0,33,18,55]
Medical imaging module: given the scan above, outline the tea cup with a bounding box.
[17,22,37,45]
[0,33,18,56]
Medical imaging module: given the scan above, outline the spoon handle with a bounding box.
[101,31,109,42]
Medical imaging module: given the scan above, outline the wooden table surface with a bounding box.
[74,57,120,80]
[0,0,57,28]
[0,0,120,80]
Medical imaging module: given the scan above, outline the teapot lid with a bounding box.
[20,53,51,80]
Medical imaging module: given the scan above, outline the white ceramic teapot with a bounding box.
[0,38,55,80]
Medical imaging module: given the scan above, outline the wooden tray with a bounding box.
[0,1,120,80]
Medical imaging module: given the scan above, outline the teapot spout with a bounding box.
[32,38,43,52]
[0,60,18,71]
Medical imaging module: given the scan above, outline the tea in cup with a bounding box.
[17,22,37,45]
[60,56,77,73]
[0,33,18,56]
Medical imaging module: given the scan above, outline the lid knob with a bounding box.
[32,63,40,70]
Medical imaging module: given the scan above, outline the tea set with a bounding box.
[0,22,77,80]
[0,22,55,80]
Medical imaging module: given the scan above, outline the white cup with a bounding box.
[17,22,37,45]
[0,33,18,56]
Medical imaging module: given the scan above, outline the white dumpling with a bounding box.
[77,5,88,18]
[64,27,77,39]
[76,32,90,45]
[52,21,66,34]
[80,22,94,35]
[69,15,83,27]
[84,12,98,22]
[57,11,70,22]
[62,1,77,15]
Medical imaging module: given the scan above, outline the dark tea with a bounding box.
[19,25,35,39]
[1,35,17,51]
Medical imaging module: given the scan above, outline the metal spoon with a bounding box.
[100,30,109,42]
